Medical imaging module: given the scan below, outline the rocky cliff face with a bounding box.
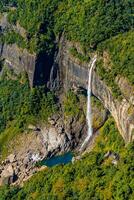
[0,13,133,142]
[0,113,87,185]
[0,14,36,86]
[0,14,54,87]
[57,39,134,143]
[0,43,36,86]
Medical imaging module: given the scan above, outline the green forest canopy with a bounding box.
[1,0,133,52]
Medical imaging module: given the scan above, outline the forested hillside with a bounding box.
[0,0,134,199]
[1,0,133,52]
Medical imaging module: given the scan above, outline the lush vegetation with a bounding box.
[63,90,86,125]
[0,0,17,12]
[55,0,133,48]
[97,31,134,85]
[0,118,133,200]
[69,47,89,63]
[0,1,133,198]
[4,0,64,53]
[96,58,122,99]
[96,30,134,98]
[0,31,27,49]
[1,0,133,53]
[63,90,81,117]
[0,68,57,159]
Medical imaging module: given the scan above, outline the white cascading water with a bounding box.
[80,56,97,150]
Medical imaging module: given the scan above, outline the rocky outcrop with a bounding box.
[57,39,134,142]
[0,13,26,37]
[0,13,9,30]
[0,114,87,185]
[0,44,36,86]
[0,42,55,87]
[92,74,134,142]
[40,114,87,155]
[0,14,36,86]
[0,163,17,185]
[0,14,55,87]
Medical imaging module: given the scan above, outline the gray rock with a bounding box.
[7,154,16,163]
[1,165,17,185]
[49,119,56,126]
[57,126,64,134]
[112,159,118,165]
[104,151,112,159]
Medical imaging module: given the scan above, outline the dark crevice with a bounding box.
[33,45,58,87]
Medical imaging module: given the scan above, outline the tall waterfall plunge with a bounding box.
[80,56,97,151]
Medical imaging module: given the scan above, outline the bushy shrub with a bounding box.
[63,90,80,117]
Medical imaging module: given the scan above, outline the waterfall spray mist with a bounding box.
[80,56,97,150]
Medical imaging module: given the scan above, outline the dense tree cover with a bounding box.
[96,30,134,98]
[0,0,17,5]
[0,68,57,159]
[2,0,133,53]
[0,31,27,49]
[0,69,57,132]
[0,0,17,12]
[63,90,81,117]
[97,30,134,85]
[69,47,89,63]
[54,0,133,48]
[0,118,133,200]
[6,0,64,53]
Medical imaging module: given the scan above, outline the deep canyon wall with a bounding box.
[57,39,134,143]
[0,14,54,87]
[0,43,36,86]
[0,14,134,142]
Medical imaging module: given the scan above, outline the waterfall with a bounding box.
[80,56,97,150]
[87,56,97,138]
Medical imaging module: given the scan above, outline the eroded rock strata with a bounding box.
[57,39,134,142]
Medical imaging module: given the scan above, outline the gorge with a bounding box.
[0,1,133,199]
[0,32,133,143]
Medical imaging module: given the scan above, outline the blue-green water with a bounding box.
[41,152,73,167]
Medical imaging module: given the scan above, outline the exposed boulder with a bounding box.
[104,151,120,166]
[0,44,36,87]
[0,112,87,185]
[7,154,16,163]
[0,165,17,185]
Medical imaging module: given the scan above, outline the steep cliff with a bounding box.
[57,38,134,143]
[0,14,54,87]
[0,34,133,143]
[0,11,133,143]
[0,43,36,86]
